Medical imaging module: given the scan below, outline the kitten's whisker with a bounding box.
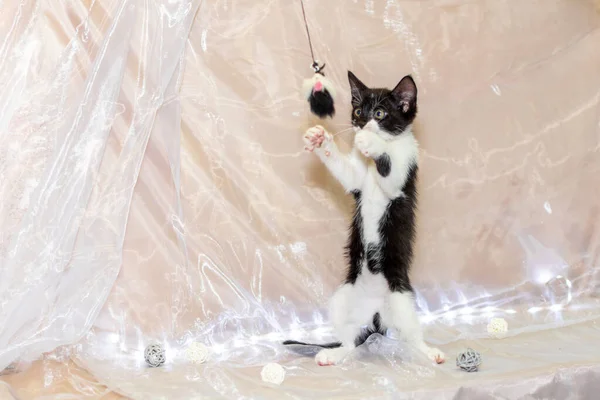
[333,127,354,136]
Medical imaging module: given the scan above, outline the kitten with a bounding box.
[284,72,445,366]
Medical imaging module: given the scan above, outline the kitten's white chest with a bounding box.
[359,167,389,245]
[357,134,418,247]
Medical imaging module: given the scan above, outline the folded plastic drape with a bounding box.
[0,0,200,370]
[1,0,600,398]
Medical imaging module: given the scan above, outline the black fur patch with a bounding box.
[375,153,391,177]
[282,313,386,354]
[354,313,386,347]
[282,340,342,356]
[309,89,335,118]
[366,243,381,273]
[378,164,418,292]
[282,340,341,349]
[345,190,363,284]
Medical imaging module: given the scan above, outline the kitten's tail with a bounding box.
[282,340,342,349]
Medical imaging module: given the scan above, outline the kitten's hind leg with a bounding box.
[315,284,363,366]
[384,291,445,364]
[315,345,354,366]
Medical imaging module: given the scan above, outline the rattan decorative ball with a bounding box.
[456,348,481,372]
[185,342,210,364]
[261,363,286,385]
[144,343,166,367]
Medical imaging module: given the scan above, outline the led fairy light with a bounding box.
[486,318,508,338]
[544,274,572,305]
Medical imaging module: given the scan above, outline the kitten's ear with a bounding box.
[348,71,367,103]
[392,75,417,114]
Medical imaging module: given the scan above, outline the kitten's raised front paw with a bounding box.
[425,347,446,365]
[304,125,332,155]
[354,130,384,158]
[315,347,349,366]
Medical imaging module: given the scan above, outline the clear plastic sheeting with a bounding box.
[1,0,600,398]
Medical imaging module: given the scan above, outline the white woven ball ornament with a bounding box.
[261,363,286,385]
[487,317,508,338]
[144,344,166,367]
[185,342,210,364]
[456,348,482,372]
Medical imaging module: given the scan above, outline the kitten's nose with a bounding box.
[364,120,379,132]
[313,81,323,92]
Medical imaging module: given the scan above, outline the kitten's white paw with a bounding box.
[304,125,332,154]
[425,347,446,364]
[354,130,383,158]
[315,347,349,366]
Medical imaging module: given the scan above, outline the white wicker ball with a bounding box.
[144,344,166,367]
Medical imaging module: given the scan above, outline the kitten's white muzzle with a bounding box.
[364,120,380,132]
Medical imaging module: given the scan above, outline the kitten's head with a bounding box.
[348,71,418,137]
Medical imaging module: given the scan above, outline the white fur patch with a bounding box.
[381,292,444,363]
[323,274,445,365]
[315,347,351,366]
[302,73,336,100]
[360,174,389,244]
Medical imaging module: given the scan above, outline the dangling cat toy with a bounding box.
[302,62,335,118]
[300,1,335,119]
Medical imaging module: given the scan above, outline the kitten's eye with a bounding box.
[353,108,362,118]
[374,109,387,120]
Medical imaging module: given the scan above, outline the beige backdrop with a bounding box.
[1,0,600,398]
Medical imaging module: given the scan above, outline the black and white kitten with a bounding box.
[285,72,445,366]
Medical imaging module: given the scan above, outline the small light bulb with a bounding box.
[544,275,572,305]
[460,307,474,315]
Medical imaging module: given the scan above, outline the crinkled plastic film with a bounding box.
[1,0,600,399]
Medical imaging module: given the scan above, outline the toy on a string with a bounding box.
[299,0,336,119]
